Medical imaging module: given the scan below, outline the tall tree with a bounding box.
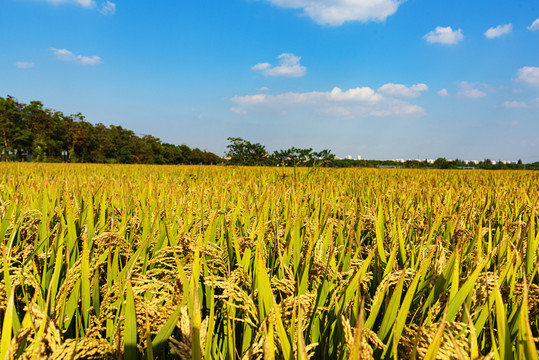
[0,96,29,161]
[0,96,17,160]
[226,137,269,166]
[0,94,221,164]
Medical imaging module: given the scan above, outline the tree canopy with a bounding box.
[226,137,335,167]
[0,96,220,164]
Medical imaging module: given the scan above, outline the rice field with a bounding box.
[0,163,538,359]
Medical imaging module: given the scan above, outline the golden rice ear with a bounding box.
[51,338,115,360]
[1,164,538,360]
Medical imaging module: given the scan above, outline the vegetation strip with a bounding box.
[0,163,538,359]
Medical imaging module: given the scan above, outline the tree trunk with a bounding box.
[1,130,9,162]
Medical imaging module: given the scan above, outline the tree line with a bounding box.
[225,137,336,166]
[2,95,537,169]
[226,138,539,170]
[333,158,538,170]
[0,95,220,164]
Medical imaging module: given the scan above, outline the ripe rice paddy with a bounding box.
[0,163,538,359]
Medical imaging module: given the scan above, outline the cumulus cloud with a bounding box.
[528,19,539,31]
[261,0,405,26]
[78,55,102,65]
[329,86,384,101]
[484,23,512,39]
[377,83,428,98]
[15,61,35,69]
[457,82,486,98]
[252,53,306,77]
[516,66,539,86]
[233,94,269,105]
[424,26,464,45]
[232,86,382,106]
[230,84,427,119]
[503,101,527,108]
[437,89,449,96]
[51,48,102,65]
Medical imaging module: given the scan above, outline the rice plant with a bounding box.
[0,163,538,359]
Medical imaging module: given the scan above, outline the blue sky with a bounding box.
[1,0,539,162]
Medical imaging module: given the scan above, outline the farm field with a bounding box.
[0,163,538,359]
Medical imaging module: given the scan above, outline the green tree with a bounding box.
[0,96,32,161]
[433,157,451,169]
[273,147,316,167]
[0,96,19,161]
[226,137,269,165]
[312,149,335,165]
[480,159,494,170]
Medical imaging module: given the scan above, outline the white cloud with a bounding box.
[502,98,539,109]
[252,53,306,77]
[458,89,486,98]
[230,107,247,115]
[437,89,449,96]
[377,83,428,98]
[484,23,512,39]
[51,48,102,65]
[230,84,426,119]
[457,82,486,98]
[15,61,35,69]
[52,48,76,61]
[329,86,383,101]
[39,0,94,7]
[261,0,405,26]
[100,1,116,15]
[233,86,382,105]
[78,55,101,65]
[233,94,269,105]
[516,66,539,86]
[252,63,271,71]
[424,26,464,45]
[37,0,116,14]
[528,19,539,31]
[503,101,527,108]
